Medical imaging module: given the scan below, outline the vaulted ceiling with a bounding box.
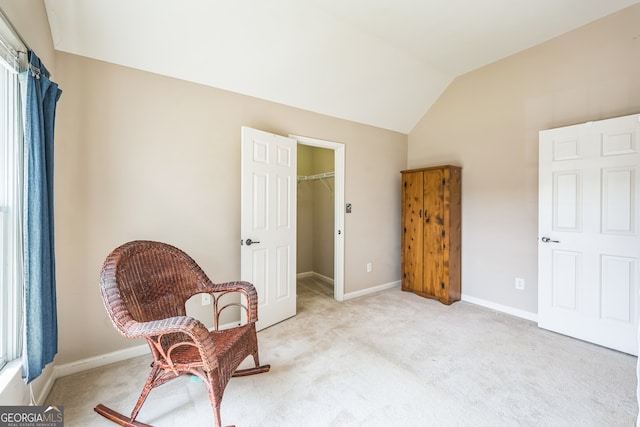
[44,0,639,133]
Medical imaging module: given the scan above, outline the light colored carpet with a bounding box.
[46,277,637,426]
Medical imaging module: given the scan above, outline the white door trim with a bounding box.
[290,134,345,302]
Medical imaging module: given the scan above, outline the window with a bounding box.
[0,15,25,371]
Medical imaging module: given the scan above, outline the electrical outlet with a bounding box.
[366,262,372,273]
[201,293,212,305]
[515,278,525,291]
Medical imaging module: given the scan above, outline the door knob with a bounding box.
[541,237,560,243]
[245,238,260,246]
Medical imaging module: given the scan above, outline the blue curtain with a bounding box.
[20,51,62,383]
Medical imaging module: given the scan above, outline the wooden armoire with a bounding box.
[401,165,461,305]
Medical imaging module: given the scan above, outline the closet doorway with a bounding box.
[291,135,345,301]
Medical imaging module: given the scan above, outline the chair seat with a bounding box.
[161,324,256,376]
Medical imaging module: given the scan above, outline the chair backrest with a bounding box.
[100,240,211,332]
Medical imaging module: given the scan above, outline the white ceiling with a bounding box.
[44,0,639,133]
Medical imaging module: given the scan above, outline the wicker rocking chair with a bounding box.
[95,240,270,427]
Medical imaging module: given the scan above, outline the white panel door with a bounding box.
[538,113,640,355]
[241,126,296,331]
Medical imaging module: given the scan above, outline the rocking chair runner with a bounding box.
[95,240,270,427]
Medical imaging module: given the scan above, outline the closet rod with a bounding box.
[297,171,335,181]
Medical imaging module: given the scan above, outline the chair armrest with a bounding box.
[201,280,259,323]
[122,316,210,341]
[119,316,219,371]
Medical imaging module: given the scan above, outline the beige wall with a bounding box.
[53,52,407,364]
[408,4,640,314]
[311,148,335,278]
[297,146,335,278]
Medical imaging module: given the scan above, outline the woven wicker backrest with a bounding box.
[101,240,210,325]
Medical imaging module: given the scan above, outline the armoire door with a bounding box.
[423,168,446,300]
[402,171,424,292]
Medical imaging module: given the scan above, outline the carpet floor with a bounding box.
[46,277,638,426]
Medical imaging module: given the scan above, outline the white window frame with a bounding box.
[0,11,26,372]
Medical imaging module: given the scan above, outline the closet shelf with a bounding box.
[297,171,335,192]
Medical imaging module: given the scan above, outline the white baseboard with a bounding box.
[296,271,314,279]
[312,272,334,286]
[343,280,401,300]
[35,366,57,405]
[296,271,334,285]
[461,293,538,322]
[54,344,150,379]
[297,271,399,302]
